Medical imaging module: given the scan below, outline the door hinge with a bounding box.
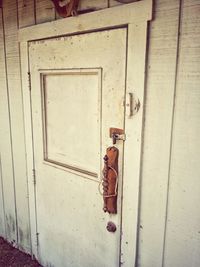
[28,72,31,91]
[33,169,36,185]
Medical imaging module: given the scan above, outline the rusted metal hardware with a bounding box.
[109,127,125,144]
[106,221,117,233]
[102,146,119,214]
[51,0,80,17]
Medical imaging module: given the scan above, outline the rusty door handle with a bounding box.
[101,146,119,214]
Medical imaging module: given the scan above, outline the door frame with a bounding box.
[19,1,152,266]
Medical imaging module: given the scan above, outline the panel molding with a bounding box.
[40,68,102,178]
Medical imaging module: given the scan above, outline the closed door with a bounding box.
[29,28,127,267]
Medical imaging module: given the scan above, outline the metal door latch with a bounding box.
[110,128,126,144]
[112,133,126,144]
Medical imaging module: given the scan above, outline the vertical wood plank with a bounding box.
[18,0,35,28]
[137,0,181,266]
[163,2,200,267]
[0,155,6,237]
[3,0,31,252]
[121,22,149,267]
[109,0,122,7]
[36,0,55,24]
[0,8,17,243]
[78,0,108,10]
[20,41,37,258]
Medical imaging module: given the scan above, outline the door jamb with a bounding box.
[19,1,152,266]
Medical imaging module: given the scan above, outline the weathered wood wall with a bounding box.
[0,0,199,266]
[137,1,200,266]
[162,1,200,266]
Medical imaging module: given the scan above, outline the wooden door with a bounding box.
[29,28,127,267]
[20,2,152,266]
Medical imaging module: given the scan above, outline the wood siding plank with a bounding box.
[137,1,181,266]
[18,0,35,28]
[0,8,17,243]
[163,2,200,267]
[2,0,31,252]
[109,0,123,7]
[0,155,6,237]
[78,0,108,10]
[36,0,55,24]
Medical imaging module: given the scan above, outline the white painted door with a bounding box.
[29,28,127,267]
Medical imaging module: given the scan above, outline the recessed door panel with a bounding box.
[41,69,101,176]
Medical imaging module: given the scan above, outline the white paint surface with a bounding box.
[30,28,127,267]
[20,2,151,266]
[42,70,101,175]
[163,2,200,266]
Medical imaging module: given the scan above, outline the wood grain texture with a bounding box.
[137,1,181,266]
[0,8,17,243]
[18,0,35,28]
[78,0,108,10]
[36,0,55,24]
[163,2,200,267]
[3,0,31,252]
[109,0,123,7]
[121,22,149,267]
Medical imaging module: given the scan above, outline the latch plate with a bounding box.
[109,128,126,144]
